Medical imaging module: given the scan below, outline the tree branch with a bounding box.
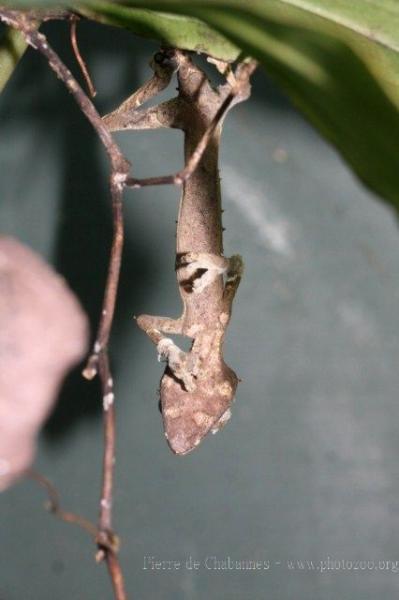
[0,9,128,600]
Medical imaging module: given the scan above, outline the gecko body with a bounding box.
[104,50,253,454]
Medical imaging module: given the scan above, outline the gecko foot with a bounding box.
[157,338,197,392]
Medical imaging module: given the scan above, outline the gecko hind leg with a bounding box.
[177,252,243,294]
[136,314,183,339]
[177,252,230,293]
[223,254,244,309]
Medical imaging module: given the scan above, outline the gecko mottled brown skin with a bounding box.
[103,50,255,454]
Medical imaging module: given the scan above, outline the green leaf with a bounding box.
[3,1,399,211]
[78,1,239,61]
[0,26,28,93]
[88,0,399,212]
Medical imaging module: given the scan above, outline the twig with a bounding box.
[82,175,124,380]
[98,352,115,531]
[95,352,127,600]
[0,9,128,600]
[0,10,127,172]
[27,469,99,539]
[70,15,97,98]
[27,468,121,561]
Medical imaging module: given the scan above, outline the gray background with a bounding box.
[2,20,399,600]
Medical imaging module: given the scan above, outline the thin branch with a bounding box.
[70,15,97,98]
[82,177,124,379]
[0,9,128,174]
[95,352,127,600]
[0,10,128,600]
[98,352,115,531]
[27,469,99,539]
[0,10,126,379]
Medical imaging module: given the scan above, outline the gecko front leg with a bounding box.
[136,314,198,392]
[157,339,198,393]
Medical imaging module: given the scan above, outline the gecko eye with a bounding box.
[154,52,166,65]
[153,49,178,71]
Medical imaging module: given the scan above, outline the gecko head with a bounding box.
[166,429,201,456]
[160,368,238,455]
[151,48,184,77]
[164,413,214,456]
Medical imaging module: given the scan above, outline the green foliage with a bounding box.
[78,1,239,61]
[2,1,399,211]
[86,0,399,210]
[0,26,28,92]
